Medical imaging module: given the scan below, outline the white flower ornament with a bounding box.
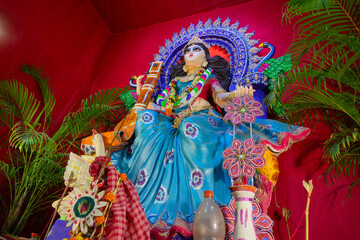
[60,184,107,234]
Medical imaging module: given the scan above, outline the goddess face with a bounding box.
[183,44,206,68]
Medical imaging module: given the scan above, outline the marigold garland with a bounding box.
[103,191,116,203]
[95,216,106,225]
[120,173,127,182]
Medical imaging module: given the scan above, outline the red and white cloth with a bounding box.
[90,157,150,240]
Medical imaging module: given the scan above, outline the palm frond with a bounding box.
[0,79,41,127]
[284,0,331,18]
[285,0,359,27]
[82,88,128,124]
[46,151,69,161]
[281,68,360,127]
[285,87,360,126]
[9,121,54,153]
[0,161,22,182]
[348,178,360,196]
[21,64,56,130]
[59,104,122,139]
[282,0,360,192]
[28,157,64,187]
[53,88,127,142]
[324,127,360,160]
[0,103,15,128]
[82,87,127,107]
[285,0,360,62]
[325,146,360,178]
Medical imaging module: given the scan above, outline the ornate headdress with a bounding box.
[183,35,210,52]
[155,18,267,93]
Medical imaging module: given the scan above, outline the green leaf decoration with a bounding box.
[263,54,292,80]
[263,54,292,117]
[119,90,137,111]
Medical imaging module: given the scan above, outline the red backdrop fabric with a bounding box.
[0,0,111,235]
[0,0,111,126]
[0,0,359,239]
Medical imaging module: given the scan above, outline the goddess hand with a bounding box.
[136,75,145,95]
[234,85,255,97]
[216,85,255,108]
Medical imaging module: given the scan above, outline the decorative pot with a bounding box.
[229,185,258,240]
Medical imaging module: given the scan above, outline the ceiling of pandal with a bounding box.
[89,0,251,33]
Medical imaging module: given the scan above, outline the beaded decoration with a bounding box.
[156,68,213,110]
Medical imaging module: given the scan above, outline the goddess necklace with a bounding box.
[177,73,197,82]
[156,68,213,114]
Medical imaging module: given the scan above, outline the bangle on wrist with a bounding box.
[228,92,235,101]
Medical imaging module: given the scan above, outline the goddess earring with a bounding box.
[183,64,189,73]
[201,60,208,68]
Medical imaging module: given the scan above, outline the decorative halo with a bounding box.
[153,17,269,95]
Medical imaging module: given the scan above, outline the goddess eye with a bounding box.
[193,47,202,52]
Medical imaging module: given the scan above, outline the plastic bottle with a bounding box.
[193,190,226,240]
[30,233,38,240]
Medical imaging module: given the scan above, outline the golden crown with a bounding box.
[184,35,210,51]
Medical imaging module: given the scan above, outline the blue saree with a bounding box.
[110,78,309,239]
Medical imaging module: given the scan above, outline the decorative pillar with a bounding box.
[229,185,257,240]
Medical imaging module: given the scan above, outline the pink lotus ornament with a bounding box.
[224,95,264,125]
[252,200,274,238]
[222,138,266,178]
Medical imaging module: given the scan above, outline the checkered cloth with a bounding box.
[91,157,150,240]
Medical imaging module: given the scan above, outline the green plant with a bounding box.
[0,64,128,235]
[275,0,360,193]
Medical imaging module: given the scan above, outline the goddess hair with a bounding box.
[170,43,231,90]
